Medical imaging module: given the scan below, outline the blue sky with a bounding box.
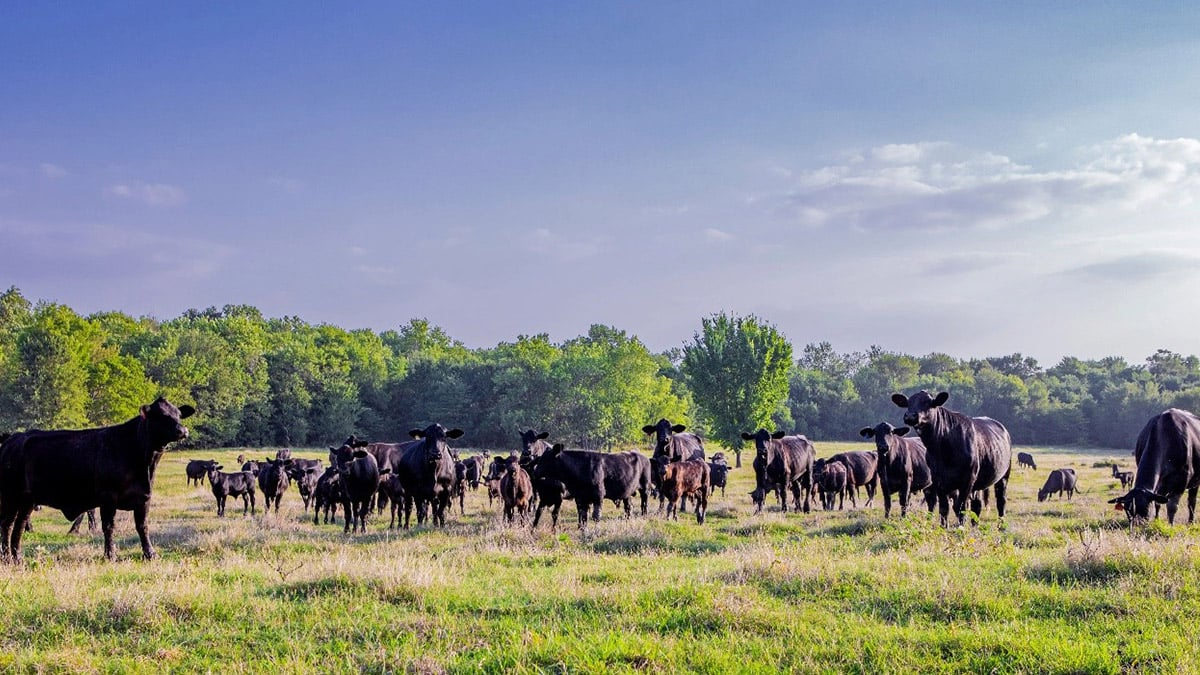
[4,2,1200,364]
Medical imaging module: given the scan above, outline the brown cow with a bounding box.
[661,459,710,524]
[499,456,533,524]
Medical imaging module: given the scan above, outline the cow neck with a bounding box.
[130,415,167,489]
[918,407,959,449]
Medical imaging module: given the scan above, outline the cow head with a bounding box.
[409,424,464,467]
[859,422,910,457]
[643,418,687,455]
[1108,488,1168,522]
[341,435,370,449]
[891,391,949,431]
[740,429,785,458]
[139,397,195,447]
[206,464,224,482]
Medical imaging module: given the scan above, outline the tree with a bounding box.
[682,313,792,466]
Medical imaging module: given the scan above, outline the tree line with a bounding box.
[0,286,1194,453]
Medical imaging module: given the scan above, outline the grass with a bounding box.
[0,442,1192,673]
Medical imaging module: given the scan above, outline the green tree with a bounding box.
[682,313,792,466]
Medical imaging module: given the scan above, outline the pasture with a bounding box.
[0,443,1194,673]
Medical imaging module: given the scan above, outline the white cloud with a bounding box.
[39,163,67,178]
[104,182,187,207]
[703,227,734,242]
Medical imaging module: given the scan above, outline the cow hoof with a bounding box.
[143,550,158,561]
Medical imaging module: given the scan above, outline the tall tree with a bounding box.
[682,313,792,466]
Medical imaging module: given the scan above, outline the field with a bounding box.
[0,443,1194,673]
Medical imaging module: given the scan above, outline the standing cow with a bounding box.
[395,424,464,528]
[1038,468,1078,502]
[1017,452,1037,470]
[257,458,290,513]
[860,423,935,518]
[186,459,219,486]
[740,429,814,513]
[0,397,194,562]
[1109,408,1200,524]
[661,459,710,524]
[330,443,384,533]
[892,391,1012,527]
[528,444,651,528]
[207,465,257,517]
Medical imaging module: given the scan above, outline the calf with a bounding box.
[207,465,257,517]
[379,473,407,529]
[499,456,534,524]
[331,444,383,533]
[820,461,852,511]
[285,459,324,512]
[257,458,290,513]
[186,459,218,486]
[1038,468,1078,502]
[860,423,935,518]
[312,467,342,525]
[707,452,730,498]
[1110,409,1200,524]
[1111,464,1134,489]
[462,453,488,491]
[1017,452,1037,470]
[661,458,710,524]
[824,451,879,507]
[531,475,570,531]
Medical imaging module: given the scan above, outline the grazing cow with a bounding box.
[257,458,290,513]
[312,467,342,525]
[1017,452,1037,470]
[395,424,464,528]
[330,444,384,533]
[707,453,730,498]
[860,423,935,518]
[519,430,553,464]
[823,451,879,507]
[820,462,852,511]
[286,461,323,512]
[528,444,651,528]
[499,456,534,524]
[1109,409,1200,524]
[207,465,257,517]
[740,429,814,513]
[186,459,219,486]
[892,391,1013,527]
[1038,468,1078,502]
[275,448,293,461]
[662,459,710,524]
[1111,464,1134,489]
[644,419,705,463]
[236,453,246,465]
[378,473,407,529]
[0,397,194,562]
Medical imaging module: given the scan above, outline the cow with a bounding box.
[749,451,780,514]
[531,474,570,531]
[241,460,260,477]
[707,453,730,498]
[486,477,502,508]
[330,443,384,533]
[284,458,324,512]
[1017,452,1037,470]
[207,465,257,517]
[498,455,534,524]
[823,451,879,507]
[1038,468,1078,502]
[519,430,553,464]
[644,419,705,463]
[661,458,710,524]
[378,473,407,529]
[820,461,852,511]
[312,467,342,525]
[739,429,814,513]
[892,390,1013,527]
[1111,464,1134,489]
[395,424,464,528]
[275,448,293,461]
[0,397,194,563]
[451,460,467,516]
[1109,409,1200,525]
[185,459,219,486]
[461,453,488,491]
[256,458,290,513]
[859,423,935,518]
[528,444,651,528]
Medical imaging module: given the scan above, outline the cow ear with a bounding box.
[409,429,424,439]
[447,429,464,439]
[894,426,910,437]
[771,431,786,439]
[215,465,223,471]
[740,432,753,441]
[536,431,549,440]
[178,405,195,419]
[1107,495,1126,504]
[859,428,875,438]
[891,393,909,408]
[354,439,369,448]
[671,424,687,433]
[550,443,564,455]
[932,392,949,407]
[353,450,368,459]
[642,425,656,435]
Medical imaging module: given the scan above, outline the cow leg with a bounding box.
[865,479,876,508]
[0,502,14,560]
[639,488,648,516]
[550,502,560,531]
[575,499,588,529]
[1166,495,1181,525]
[342,501,353,533]
[99,505,117,561]
[1189,487,1198,525]
[532,503,544,529]
[994,479,1008,520]
[8,506,35,563]
[695,490,707,525]
[937,492,951,528]
[622,498,632,519]
[402,496,413,529]
[132,503,157,560]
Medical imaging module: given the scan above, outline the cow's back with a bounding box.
[967,416,1012,490]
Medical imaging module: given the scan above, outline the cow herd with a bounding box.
[0,390,1196,563]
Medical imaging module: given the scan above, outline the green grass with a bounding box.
[0,443,1191,673]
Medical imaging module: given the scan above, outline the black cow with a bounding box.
[207,465,257,517]
[824,451,879,507]
[740,429,814,513]
[461,453,488,491]
[1017,452,1037,470]
[860,423,935,518]
[519,430,553,464]
[820,461,852,511]
[1109,409,1200,524]
[528,444,651,528]
[378,473,407,529]
[330,444,384,533]
[707,453,730,498]
[644,419,705,463]
[285,459,324,512]
[312,467,342,525]
[257,458,290,513]
[531,474,570,531]
[186,459,219,486]
[395,424,464,528]
[241,460,260,476]
[892,391,1012,527]
[452,460,467,516]
[750,451,779,514]
[1038,468,1078,502]
[0,397,194,562]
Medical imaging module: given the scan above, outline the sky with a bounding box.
[3,2,1200,366]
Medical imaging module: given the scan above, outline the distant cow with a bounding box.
[0,397,194,562]
[207,465,257,517]
[707,453,730,498]
[1111,464,1134,489]
[451,460,467,516]
[740,429,814,513]
[893,391,1012,527]
[330,443,384,533]
[241,460,260,476]
[531,474,570,531]
[461,453,488,491]
[186,459,219,486]
[519,430,553,464]
[1109,408,1200,524]
[820,462,852,511]
[395,424,464,528]
[257,458,291,513]
[662,458,710,524]
[1038,468,1078,502]
[1017,452,1037,470]
[860,423,935,518]
[528,445,651,528]
[499,456,534,524]
[312,467,342,525]
[275,448,293,461]
[287,461,323,512]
